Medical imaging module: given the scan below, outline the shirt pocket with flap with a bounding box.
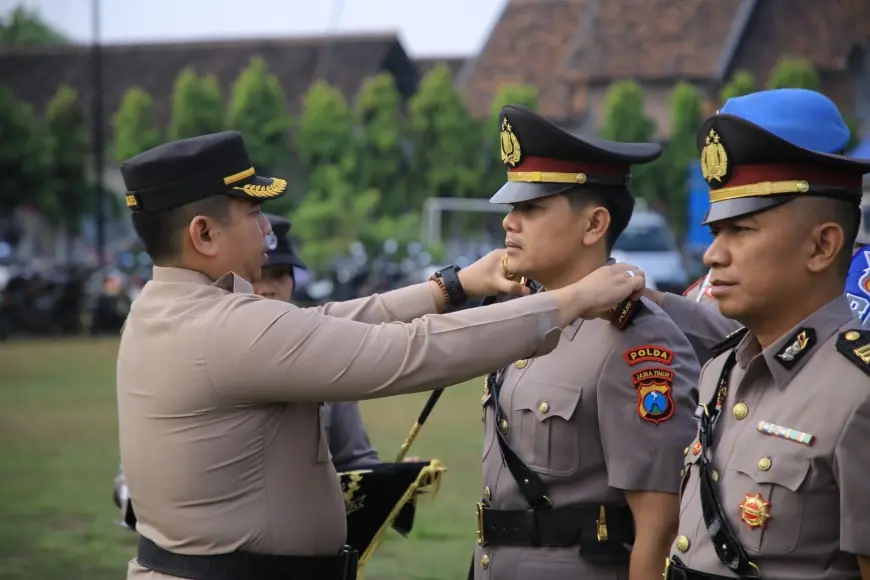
[723,451,811,555]
[512,382,582,477]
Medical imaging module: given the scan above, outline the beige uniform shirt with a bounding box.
[120,267,562,579]
[662,285,742,364]
[673,295,870,579]
[473,299,700,580]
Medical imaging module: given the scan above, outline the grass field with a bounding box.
[0,338,486,580]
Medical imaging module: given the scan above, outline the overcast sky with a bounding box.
[3,0,506,57]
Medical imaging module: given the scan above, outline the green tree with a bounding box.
[353,73,408,217]
[767,57,821,91]
[226,57,291,174]
[0,6,68,47]
[0,87,50,218]
[296,79,355,172]
[112,87,162,163]
[291,165,379,271]
[599,80,657,200]
[168,68,224,140]
[658,82,703,237]
[407,63,482,204]
[483,83,539,193]
[43,86,90,256]
[720,70,757,103]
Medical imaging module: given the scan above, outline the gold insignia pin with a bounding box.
[500,117,522,167]
[700,129,728,184]
[515,359,528,369]
[845,330,861,341]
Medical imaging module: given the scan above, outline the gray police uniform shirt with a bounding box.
[674,295,870,579]
[474,299,701,580]
[321,402,380,472]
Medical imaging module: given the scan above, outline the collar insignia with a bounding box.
[774,328,816,369]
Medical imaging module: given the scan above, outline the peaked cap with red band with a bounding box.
[698,89,870,225]
[489,105,662,205]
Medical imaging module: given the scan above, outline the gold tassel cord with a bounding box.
[357,460,446,577]
[394,422,422,463]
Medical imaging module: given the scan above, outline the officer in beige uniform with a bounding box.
[116,130,649,580]
[472,106,701,580]
[667,89,870,580]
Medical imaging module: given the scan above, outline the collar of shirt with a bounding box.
[735,294,854,388]
[151,266,254,294]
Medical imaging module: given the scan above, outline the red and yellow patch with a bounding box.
[739,493,771,530]
[623,345,674,366]
[631,367,675,424]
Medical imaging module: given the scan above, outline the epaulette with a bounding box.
[611,297,645,331]
[709,327,749,358]
[835,329,870,378]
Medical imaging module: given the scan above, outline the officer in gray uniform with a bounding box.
[667,88,870,579]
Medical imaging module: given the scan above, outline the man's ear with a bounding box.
[188,215,221,258]
[582,205,611,247]
[806,221,845,274]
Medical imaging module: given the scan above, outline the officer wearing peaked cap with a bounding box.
[116,130,649,580]
[472,105,701,580]
[664,89,870,580]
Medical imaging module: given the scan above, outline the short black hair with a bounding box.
[131,195,232,264]
[563,186,635,251]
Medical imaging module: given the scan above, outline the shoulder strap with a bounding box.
[709,327,749,358]
[611,297,644,330]
[487,368,553,509]
[835,329,870,378]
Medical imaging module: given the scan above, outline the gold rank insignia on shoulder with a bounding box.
[701,128,729,186]
[775,327,816,369]
[500,117,522,167]
[836,328,870,378]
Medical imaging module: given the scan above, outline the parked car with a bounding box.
[611,210,690,294]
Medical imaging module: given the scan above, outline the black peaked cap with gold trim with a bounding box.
[264,213,307,270]
[698,88,870,224]
[489,105,662,204]
[120,131,287,213]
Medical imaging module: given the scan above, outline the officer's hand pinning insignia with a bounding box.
[631,367,675,424]
[623,345,674,366]
[774,328,816,369]
[835,329,870,377]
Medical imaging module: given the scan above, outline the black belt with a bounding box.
[665,556,751,580]
[476,503,634,564]
[137,536,359,580]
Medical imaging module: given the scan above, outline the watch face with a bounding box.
[265,232,278,251]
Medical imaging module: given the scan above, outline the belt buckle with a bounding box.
[476,502,487,546]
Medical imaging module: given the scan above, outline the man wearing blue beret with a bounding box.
[663,89,870,580]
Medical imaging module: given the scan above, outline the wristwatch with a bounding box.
[429,265,468,308]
